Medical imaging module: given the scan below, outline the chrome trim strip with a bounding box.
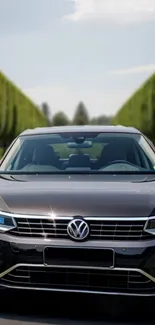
[1,263,155,283]
[0,284,155,297]
[0,210,149,221]
[0,264,21,278]
[1,263,155,297]
[85,217,148,221]
[43,246,115,269]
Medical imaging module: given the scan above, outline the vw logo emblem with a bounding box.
[67,218,89,241]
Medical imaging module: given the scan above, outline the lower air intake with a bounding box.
[1,266,154,295]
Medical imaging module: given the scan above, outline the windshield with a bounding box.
[1,131,155,174]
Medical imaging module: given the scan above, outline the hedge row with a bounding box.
[0,71,47,145]
[113,73,155,142]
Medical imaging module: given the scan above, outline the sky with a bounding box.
[0,0,155,119]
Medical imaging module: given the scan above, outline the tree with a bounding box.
[41,102,51,125]
[52,111,70,126]
[72,101,89,125]
[90,115,113,125]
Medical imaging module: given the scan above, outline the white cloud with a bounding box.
[109,64,155,75]
[65,0,155,23]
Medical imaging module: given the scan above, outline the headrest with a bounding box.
[68,154,90,167]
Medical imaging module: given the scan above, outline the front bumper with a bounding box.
[1,234,155,296]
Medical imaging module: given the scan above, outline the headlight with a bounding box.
[144,218,155,235]
[0,212,16,233]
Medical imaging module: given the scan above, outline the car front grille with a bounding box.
[1,266,154,294]
[8,217,152,241]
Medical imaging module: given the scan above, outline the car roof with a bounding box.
[20,125,141,136]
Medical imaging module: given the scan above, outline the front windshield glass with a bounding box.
[1,131,155,174]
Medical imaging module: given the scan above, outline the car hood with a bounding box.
[0,173,155,217]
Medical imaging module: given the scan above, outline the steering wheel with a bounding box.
[100,160,140,171]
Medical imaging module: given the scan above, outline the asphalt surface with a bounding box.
[0,291,154,325]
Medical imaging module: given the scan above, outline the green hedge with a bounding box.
[113,73,155,142]
[0,71,47,144]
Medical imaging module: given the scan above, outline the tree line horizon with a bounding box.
[41,101,113,127]
[0,69,155,158]
[41,71,155,139]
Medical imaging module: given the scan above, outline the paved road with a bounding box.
[0,291,154,325]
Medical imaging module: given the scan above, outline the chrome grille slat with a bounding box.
[91,229,142,233]
[8,217,153,241]
[90,234,145,238]
[90,224,144,227]
[18,227,66,231]
[9,273,30,278]
[18,222,68,226]
[9,230,68,236]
